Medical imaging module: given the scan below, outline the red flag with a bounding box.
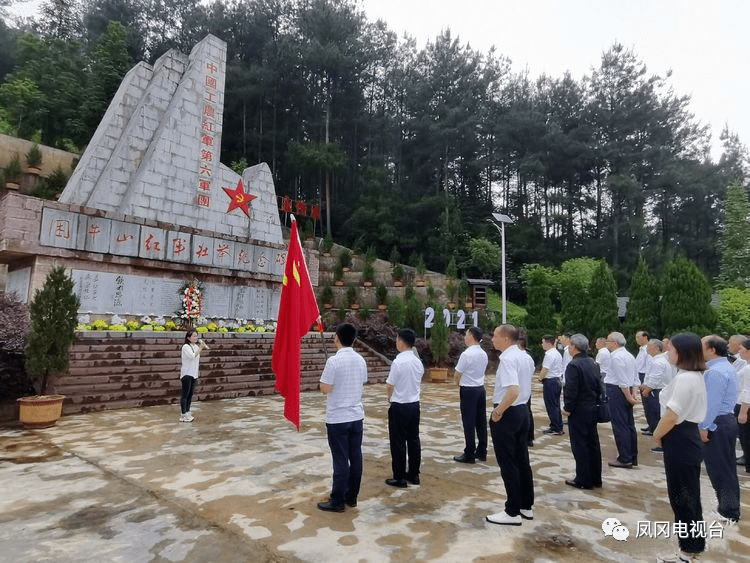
[272,217,320,429]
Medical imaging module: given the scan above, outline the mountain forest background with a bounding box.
[1,0,749,305]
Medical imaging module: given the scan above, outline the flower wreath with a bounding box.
[177,280,204,324]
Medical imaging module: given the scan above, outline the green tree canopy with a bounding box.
[717,181,750,288]
[660,257,716,336]
[622,256,661,344]
[587,259,620,340]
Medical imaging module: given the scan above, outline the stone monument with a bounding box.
[0,35,310,322]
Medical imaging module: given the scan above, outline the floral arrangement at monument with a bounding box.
[178,279,204,326]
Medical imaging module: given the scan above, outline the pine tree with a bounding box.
[661,257,716,336]
[718,181,750,288]
[524,268,557,361]
[623,257,661,344]
[587,260,620,341]
[24,267,80,395]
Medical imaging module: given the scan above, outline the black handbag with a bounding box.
[596,381,611,423]
[596,400,611,423]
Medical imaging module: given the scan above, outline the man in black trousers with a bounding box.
[562,333,603,489]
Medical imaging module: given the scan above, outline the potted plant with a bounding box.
[415,255,427,286]
[25,144,43,174]
[459,278,472,309]
[429,311,450,382]
[346,284,359,310]
[320,284,334,309]
[426,282,436,300]
[20,267,80,427]
[446,280,457,309]
[392,263,405,286]
[446,256,458,281]
[339,249,352,272]
[333,263,344,286]
[362,262,375,287]
[321,233,334,256]
[3,155,23,189]
[376,283,388,310]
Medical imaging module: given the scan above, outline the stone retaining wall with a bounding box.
[45,331,391,415]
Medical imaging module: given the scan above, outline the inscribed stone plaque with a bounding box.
[212,239,235,269]
[166,231,192,263]
[191,235,215,267]
[109,221,141,257]
[234,243,254,272]
[72,270,108,313]
[39,208,80,249]
[252,287,270,320]
[204,283,232,318]
[83,217,113,253]
[253,247,272,276]
[271,248,286,277]
[6,267,31,302]
[139,226,167,260]
[231,285,253,320]
[270,287,281,319]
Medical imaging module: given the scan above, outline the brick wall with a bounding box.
[47,331,391,414]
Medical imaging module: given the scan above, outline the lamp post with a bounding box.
[488,213,514,324]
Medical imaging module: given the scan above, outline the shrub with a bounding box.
[376,283,388,305]
[0,292,30,354]
[25,144,42,167]
[24,267,79,395]
[339,249,352,269]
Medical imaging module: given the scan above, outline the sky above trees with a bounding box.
[359,0,749,162]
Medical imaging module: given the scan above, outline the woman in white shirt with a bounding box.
[180,329,206,422]
[653,332,708,563]
[737,338,750,474]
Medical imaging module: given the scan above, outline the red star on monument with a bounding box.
[223,179,256,217]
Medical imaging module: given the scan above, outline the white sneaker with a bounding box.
[486,511,522,526]
[183,413,195,422]
[520,509,533,520]
[179,414,186,422]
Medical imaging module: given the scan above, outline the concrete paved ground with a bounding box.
[1,381,749,562]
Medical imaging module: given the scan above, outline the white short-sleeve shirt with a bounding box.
[738,364,750,405]
[386,349,424,403]
[605,346,638,387]
[644,352,672,390]
[659,369,708,424]
[595,347,611,376]
[494,344,533,406]
[455,344,488,387]
[542,347,563,379]
[320,347,368,424]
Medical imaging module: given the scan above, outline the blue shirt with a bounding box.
[699,357,739,431]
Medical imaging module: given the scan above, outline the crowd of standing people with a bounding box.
[305,322,748,562]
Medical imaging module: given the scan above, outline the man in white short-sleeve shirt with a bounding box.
[385,328,424,487]
[595,337,611,379]
[539,335,564,435]
[641,339,672,440]
[486,325,535,526]
[317,323,368,512]
[605,332,639,468]
[452,326,489,464]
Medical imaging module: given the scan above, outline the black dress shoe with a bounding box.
[345,499,357,507]
[385,478,408,488]
[565,479,592,489]
[641,426,650,432]
[453,454,475,464]
[406,475,420,485]
[317,500,345,512]
[641,430,653,436]
[737,456,746,466]
[476,455,487,462]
